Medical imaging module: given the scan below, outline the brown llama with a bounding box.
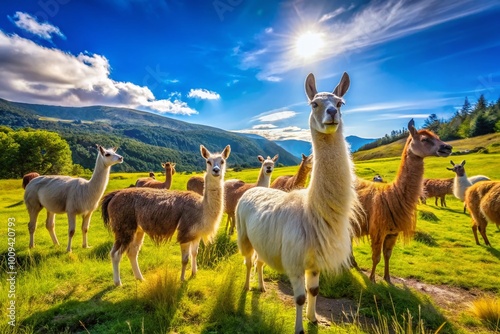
[24,145,123,252]
[420,178,454,207]
[101,145,230,285]
[464,181,500,246]
[22,172,40,189]
[351,119,452,283]
[187,155,278,235]
[135,162,176,189]
[237,72,362,334]
[270,153,313,191]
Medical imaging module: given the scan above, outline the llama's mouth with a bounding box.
[437,146,452,157]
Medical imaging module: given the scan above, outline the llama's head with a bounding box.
[407,119,452,158]
[301,153,313,170]
[258,154,279,175]
[162,162,176,175]
[200,145,231,178]
[306,72,350,134]
[97,145,123,167]
[148,172,156,179]
[446,160,466,176]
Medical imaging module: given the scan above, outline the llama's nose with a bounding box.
[326,107,337,119]
[212,166,220,174]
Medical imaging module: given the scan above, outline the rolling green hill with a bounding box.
[0,98,300,173]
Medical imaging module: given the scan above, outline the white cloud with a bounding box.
[241,0,499,80]
[233,126,311,142]
[252,124,277,129]
[226,79,239,87]
[0,31,197,115]
[10,12,65,40]
[348,98,457,113]
[187,88,221,100]
[265,27,273,34]
[262,76,282,82]
[319,5,354,22]
[255,110,297,122]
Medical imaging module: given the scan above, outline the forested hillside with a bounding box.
[0,98,299,174]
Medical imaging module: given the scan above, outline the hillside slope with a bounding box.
[0,98,299,172]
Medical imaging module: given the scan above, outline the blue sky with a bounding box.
[0,0,499,140]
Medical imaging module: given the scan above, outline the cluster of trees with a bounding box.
[358,95,500,151]
[0,127,76,178]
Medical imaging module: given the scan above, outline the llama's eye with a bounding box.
[207,161,212,165]
[220,160,225,165]
[336,101,344,108]
[105,153,111,157]
[311,102,318,108]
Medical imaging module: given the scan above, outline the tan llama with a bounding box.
[270,153,313,191]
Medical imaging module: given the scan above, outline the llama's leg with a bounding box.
[349,240,360,270]
[81,212,92,248]
[180,242,191,281]
[369,237,383,282]
[472,225,481,245]
[28,205,42,248]
[305,270,319,323]
[45,211,59,246]
[443,196,447,207]
[66,213,77,252]
[110,243,125,286]
[243,250,255,291]
[127,230,145,281]
[256,259,266,292]
[289,273,306,334]
[229,213,236,235]
[434,197,438,206]
[225,215,231,234]
[382,233,398,284]
[478,224,491,246]
[190,238,200,278]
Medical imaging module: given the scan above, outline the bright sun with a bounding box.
[295,31,325,59]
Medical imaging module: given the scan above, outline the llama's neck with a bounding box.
[164,171,173,188]
[391,144,425,204]
[87,157,111,202]
[307,124,356,218]
[201,173,224,239]
[453,173,471,201]
[256,169,271,187]
[291,162,311,188]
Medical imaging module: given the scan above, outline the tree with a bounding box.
[0,129,73,178]
[458,97,472,119]
[423,114,441,133]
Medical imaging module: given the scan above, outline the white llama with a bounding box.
[447,160,490,212]
[236,72,359,334]
[24,145,123,252]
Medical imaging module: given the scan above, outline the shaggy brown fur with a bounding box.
[135,162,176,189]
[351,120,452,283]
[420,178,454,207]
[22,172,40,189]
[102,145,230,285]
[186,175,204,195]
[465,181,500,246]
[270,153,313,191]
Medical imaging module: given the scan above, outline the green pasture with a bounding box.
[1,152,499,333]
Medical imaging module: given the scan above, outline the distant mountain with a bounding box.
[0,98,300,173]
[274,136,376,158]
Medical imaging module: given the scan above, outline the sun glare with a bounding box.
[295,31,325,59]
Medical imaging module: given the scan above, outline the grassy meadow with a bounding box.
[1,149,500,333]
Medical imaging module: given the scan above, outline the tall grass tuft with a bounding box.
[414,231,438,247]
[469,297,500,330]
[419,210,440,222]
[198,232,238,268]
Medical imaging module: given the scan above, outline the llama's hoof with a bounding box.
[114,281,122,287]
[82,245,92,249]
[66,248,72,253]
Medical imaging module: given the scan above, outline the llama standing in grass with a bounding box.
[187,154,278,235]
[448,160,490,213]
[135,162,176,189]
[101,145,230,285]
[24,145,123,252]
[270,153,313,191]
[465,181,500,246]
[22,172,40,189]
[351,119,452,283]
[420,178,454,207]
[236,72,360,334]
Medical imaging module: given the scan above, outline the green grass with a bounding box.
[1,152,499,333]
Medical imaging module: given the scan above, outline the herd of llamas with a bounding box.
[21,73,500,333]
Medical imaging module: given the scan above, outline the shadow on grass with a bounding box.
[5,200,24,208]
[87,241,113,261]
[485,246,500,260]
[22,276,186,334]
[0,248,67,274]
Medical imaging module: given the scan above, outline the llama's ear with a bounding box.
[222,145,231,159]
[200,145,210,159]
[97,144,105,155]
[272,154,279,162]
[333,72,350,97]
[258,155,265,163]
[112,146,118,152]
[461,160,466,166]
[305,73,317,101]
[408,119,417,137]
[446,167,454,171]
[161,163,165,168]
[301,153,307,160]
[450,160,455,166]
